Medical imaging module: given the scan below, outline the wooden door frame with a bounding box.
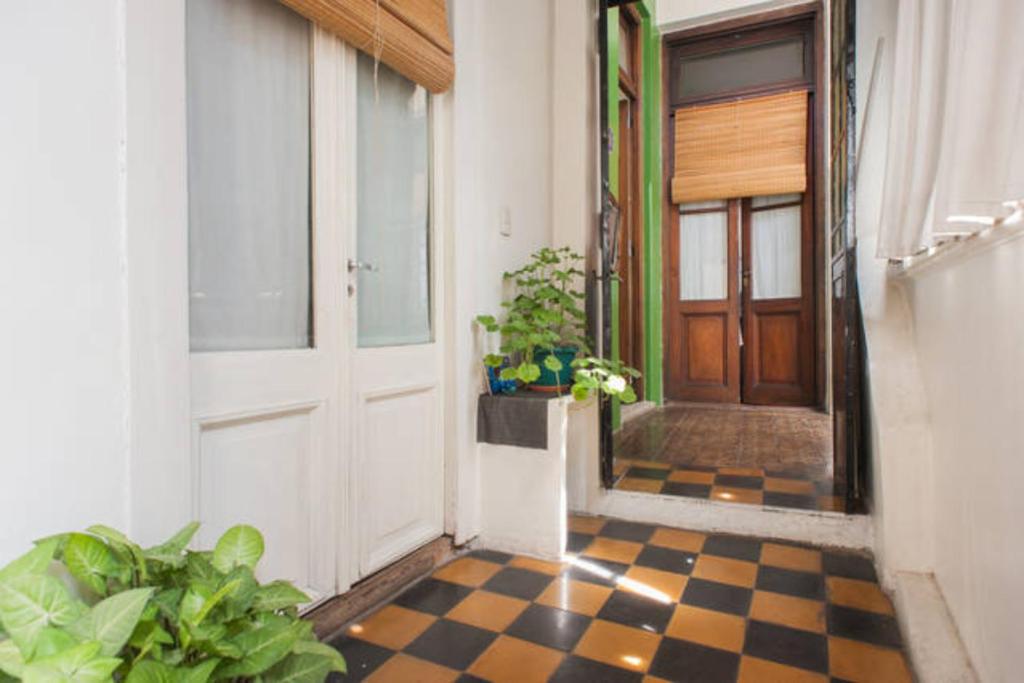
[617,5,645,396]
[660,2,827,409]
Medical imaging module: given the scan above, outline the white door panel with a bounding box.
[346,47,446,578]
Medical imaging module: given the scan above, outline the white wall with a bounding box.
[900,243,1024,683]
[447,0,600,545]
[856,1,1023,679]
[0,2,130,561]
[655,0,810,29]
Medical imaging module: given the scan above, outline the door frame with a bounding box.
[660,2,828,410]
[617,4,645,398]
[124,4,455,601]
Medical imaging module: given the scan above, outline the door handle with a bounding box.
[347,259,379,273]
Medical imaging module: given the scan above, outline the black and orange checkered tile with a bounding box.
[612,459,845,513]
[328,516,911,682]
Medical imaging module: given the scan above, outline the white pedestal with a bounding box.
[478,395,598,560]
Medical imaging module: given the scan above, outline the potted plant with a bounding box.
[0,523,346,682]
[476,246,639,403]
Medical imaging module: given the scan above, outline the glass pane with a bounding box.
[679,204,728,301]
[357,53,431,347]
[752,196,802,299]
[676,39,805,100]
[186,0,311,352]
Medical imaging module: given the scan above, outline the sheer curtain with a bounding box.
[186,0,311,351]
[751,195,802,299]
[356,52,432,347]
[878,0,1024,259]
[679,202,728,300]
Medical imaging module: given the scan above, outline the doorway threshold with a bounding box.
[580,487,872,552]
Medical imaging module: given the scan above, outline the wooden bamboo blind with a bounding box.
[279,0,454,93]
[671,90,808,204]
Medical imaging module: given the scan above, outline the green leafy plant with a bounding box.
[476,246,640,402]
[476,247,588,385]
[570,356,641,403]
[0,523,346,682]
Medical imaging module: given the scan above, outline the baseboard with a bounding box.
[890,572,977,682]
[306,536,459,641]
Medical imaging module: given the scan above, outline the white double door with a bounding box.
[185,5,444,600]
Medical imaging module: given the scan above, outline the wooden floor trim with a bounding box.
[306,536,460,641]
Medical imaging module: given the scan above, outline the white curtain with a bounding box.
[356,52,432,348]
[751,196,802,300]
[878,0,1024,259]
[679,202,728,301]
[186,0,311,351]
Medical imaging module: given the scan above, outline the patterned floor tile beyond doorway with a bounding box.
[328,516,911,682]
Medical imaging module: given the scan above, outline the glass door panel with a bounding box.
[186,0,312,352]
[355,53,432,348]
[679,201,728,301]
[750,194,802,299]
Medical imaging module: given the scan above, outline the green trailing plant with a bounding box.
[476,246,640,403]
[570,356,641,404]
[0,523,346,682]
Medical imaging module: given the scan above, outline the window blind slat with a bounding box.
[672,90,808,204]
[278,0,454,93]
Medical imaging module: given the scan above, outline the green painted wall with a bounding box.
[608,1,663,430]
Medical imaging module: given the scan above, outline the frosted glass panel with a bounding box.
[679,204,728,300]
[357,53,431,347]
[752,196,802,299]
[675,39,806,100]
[186,0,311,352]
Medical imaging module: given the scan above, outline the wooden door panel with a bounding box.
[741,191,815,406]
[756,310,800,383]
[686,313,727,383]
[665,202,740,402]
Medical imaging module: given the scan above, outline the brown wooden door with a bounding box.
[740,193,816,405]
[665,200,741,402]
[618,94,644,394]
[617,7,644,395]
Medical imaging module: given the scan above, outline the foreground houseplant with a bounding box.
[476,246,639,403]
[0,523,345,682]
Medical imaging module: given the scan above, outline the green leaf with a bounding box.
[571,384,590,401]
[0,640,24,678]
[498,367,518,381]
[262,653,333,682]
[32,628,78,660]
[0,540,59,583]
[543,355,563,372]
[174,658,219,683]
[124,659,174,683]
[291,640,346,673]
[21,641,120,683]
[218,618,301,678]
[143,522,200,567]
[619,385,638,404]
[483,354,505,368]
[66,588,154,657]
[517,363,541,384]
[86,526,147,583]
[0,575,84,657]
[212,526,264,573]
[251,582,310,612]
[63,534,119,596]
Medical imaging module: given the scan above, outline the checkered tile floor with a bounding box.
[613,460,844,513]
[328,516,911,682]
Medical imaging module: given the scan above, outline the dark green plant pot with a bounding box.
[532,346,579,391]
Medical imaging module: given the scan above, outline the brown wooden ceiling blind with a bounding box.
[671,90,808,204]
[278,0,454,93]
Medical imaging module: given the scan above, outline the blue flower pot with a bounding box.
[532,346,578,391]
